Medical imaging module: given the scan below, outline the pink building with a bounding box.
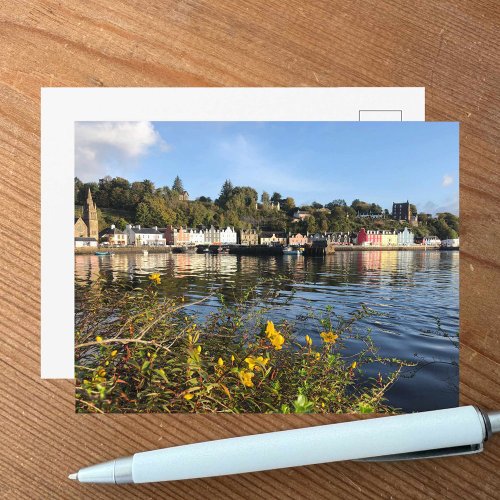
[288,233,308,246]
[164,225,190,245]
[356,228,382,246]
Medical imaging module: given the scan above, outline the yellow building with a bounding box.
[260,232,287,246]
[381,231,398,246]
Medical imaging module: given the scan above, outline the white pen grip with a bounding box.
[132,406,484,483]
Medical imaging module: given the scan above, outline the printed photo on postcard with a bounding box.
[73,121,459,414]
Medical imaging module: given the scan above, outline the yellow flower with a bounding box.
[196,346,202,354]
[184,393,194,400]
[98,369,106,377]
[111,350,118,357]
[265,321,277,337]
[239,369,255,387]
[231,355,235,363]
[315,352,321,360]
[148,273,161,285]
[270,332,285,350]
[245,355,269,371]
[320,331,339,344]
[351,361,357,369]
[305,335,313,346]
[217,357,224,367]
[95,336,103,343]
[265,321,285,350]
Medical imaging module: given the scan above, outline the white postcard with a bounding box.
[42,88,425,383]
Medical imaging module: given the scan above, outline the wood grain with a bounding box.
[1,1,499,498]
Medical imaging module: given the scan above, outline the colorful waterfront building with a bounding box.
[219,227,238,244]
[99,225,127,246]
[125,225,166,246]
[240,229,259,246]
[204,225,221,244]
[356,228,382,246]
[397,227,415,246]
[164,225,188,245]
[187,228,205,245]
[423,235,441,246]
[381,230,398,246]
[260,232,287,246]
[288,233,308,246]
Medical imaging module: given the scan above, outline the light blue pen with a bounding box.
[69,406,499,484]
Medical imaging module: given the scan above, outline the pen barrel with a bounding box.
[132,406,485,483]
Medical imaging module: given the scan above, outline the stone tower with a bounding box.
[83,188,99,239]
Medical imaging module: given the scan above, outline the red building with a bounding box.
[356,228,382,246]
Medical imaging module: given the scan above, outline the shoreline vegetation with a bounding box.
[75,276,415,414]
[75,176,459,242]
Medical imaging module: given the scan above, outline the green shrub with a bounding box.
[75,276,412,413]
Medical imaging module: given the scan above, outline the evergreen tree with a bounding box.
[216,179,234,208]
[172,176,184,193]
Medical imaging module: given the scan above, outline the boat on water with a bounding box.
[283,246,303,256]
[95,251,112,256]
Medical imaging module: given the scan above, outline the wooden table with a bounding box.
[1,1,499,498]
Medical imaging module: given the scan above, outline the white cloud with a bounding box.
[442,174,454,187]
[75,121,168,181]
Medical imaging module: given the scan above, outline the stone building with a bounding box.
[240,229,259,246]
[392,201,411,222]
[74,189,99,240]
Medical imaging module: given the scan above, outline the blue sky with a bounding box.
[75,121,459,214]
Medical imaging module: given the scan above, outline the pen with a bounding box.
[69,406,499,484]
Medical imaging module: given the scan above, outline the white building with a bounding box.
[188,229,205,245]
[219,227,237,244]
[125,225,166,246]
[74,237,98,247]
[423,235,441,246]
[441,238,459,248]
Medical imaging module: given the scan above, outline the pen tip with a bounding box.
[68,473,78,480]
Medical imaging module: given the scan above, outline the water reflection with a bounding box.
[75,250,459,412]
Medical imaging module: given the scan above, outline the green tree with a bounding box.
[261,191,270,207]
[326,199,347,209]
[172,176,184,193]
[217,179,234,208]
[115,218,129,231]
[271,192,282,204]
[281,197,296,213]
[307,215,318,233]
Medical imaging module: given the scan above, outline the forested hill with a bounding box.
[75,176,459,240]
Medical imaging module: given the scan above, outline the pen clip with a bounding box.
[358,443,483,462]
